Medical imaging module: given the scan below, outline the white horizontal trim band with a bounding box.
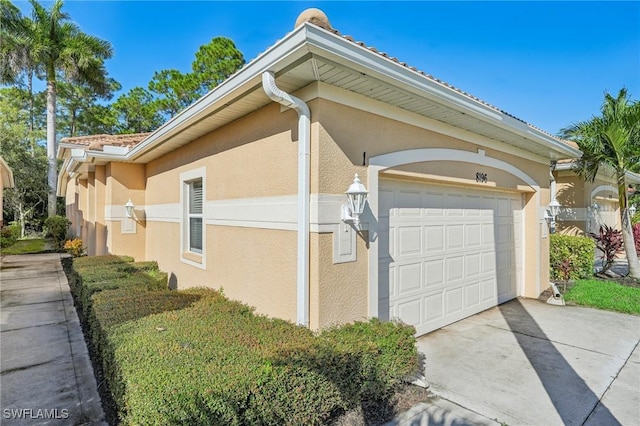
[104,194,347,230]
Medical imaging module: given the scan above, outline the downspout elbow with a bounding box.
[261,71,311,328]
[262,71,310,118]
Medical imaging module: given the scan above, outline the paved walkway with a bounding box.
[387,299,640,426]
[0,253,105,425]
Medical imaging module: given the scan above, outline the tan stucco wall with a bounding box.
[143,103,300,321]
[146,103,299,203]
[146,221,298,323]
[310,232,369,329]
[556,170,621,235]
[105,163,146,259]
[94,166,107,255]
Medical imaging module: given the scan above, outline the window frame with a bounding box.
[180,167,206,269]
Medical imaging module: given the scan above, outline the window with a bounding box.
[187,179,203,253]
[180,167,206,268]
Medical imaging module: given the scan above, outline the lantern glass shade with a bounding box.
[346,174,368,217]
[125,199,134,218]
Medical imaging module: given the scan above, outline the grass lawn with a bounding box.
[564,279,640,316]
[1,238,53,255]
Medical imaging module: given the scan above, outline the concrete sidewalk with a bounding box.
[387,299,640,426]
[0,253,105,425]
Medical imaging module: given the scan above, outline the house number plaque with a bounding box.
[476,172,488,183]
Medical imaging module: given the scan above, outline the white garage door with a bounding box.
[378,179,522,336]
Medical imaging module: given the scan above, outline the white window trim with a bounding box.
[180,167,206,269]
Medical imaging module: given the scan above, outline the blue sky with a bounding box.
[14,1,640,136]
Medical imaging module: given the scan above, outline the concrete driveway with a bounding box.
[411,299,640,426]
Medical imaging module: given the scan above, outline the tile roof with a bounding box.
[60,133,151,151]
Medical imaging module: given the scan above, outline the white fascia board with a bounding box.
[555,161,575,171]
[303,25,582,159]
[102,145,130,155]
[556,161,640,185]
[124,26,313,163]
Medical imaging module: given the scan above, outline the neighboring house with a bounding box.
[0,156,15,227]
[555,158,640,236]
[57,9,581,335]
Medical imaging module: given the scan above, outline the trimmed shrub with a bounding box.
[550,234,595,280]
[633,223,640,255]
[66,256,422,425]
[64,238,85,257]
[44,215,71,248]
[590,224,624,272]
[0,224,20,248]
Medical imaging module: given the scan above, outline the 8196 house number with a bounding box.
[476,172,488,183]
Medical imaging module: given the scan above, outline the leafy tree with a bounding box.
[0,87,48,236]
[146,37,245,120]
[112,87,163,133]
[1,0,45,155]
[2,0,113,217]
[191,37,245,96]
[561,88,640,278]
[148,69,199,119]
[58,77,121,136]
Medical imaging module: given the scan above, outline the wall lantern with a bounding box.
[591,202,599,216]
[547,199,561,219]
[125,199,135,218]
[630,204,637,217]
[341,173,368,228]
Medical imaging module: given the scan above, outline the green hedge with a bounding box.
[0,224,20,248]
[550,234,595,281]
[68,256,422,425]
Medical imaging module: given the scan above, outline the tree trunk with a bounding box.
[47,78,58,218]
[28,71,36,157]
[618,179,640,278]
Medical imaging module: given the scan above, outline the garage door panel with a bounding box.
[424,226,445,252]
[445,287,464,314]
[465,224,482,246]
[425,294,444,322]
[397,299,422,327]
[398,226,422,255]
[465,282,481,307]
[482,251,496,274]
[380,179,522,336]
[447,225,465,249]
[465,253,481,277]
[424,259,444,288]
[398,263,422,295]
[446,256,464,281]
[481,278,497,302]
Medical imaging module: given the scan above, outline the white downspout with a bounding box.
[550,167,557,203]
[262,71,311,327]
[550,164,558,233]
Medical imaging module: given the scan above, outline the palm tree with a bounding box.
[561,88,640,278]
[3,0,113,217]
